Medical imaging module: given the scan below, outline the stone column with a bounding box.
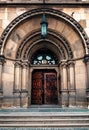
[61,61,68,107]
[14,61,22,107]
[84,55,89,108]
[0,55,5,107]
[21,61,28,107]
[28,65,31,107]
[68,61,76,107]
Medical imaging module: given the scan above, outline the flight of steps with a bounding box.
[0,106,89,129]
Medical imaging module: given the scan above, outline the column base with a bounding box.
[87,98,89,109]
[20,92,28,108]
[13,92,20,107]
[86,90,89,108]
[0,91,3,108]
[61,90,69,107]
[69,89,76,107]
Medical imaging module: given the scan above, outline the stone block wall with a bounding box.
[0,6,89,38]
[0,3,89,108]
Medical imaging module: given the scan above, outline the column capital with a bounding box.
[0,55,5,65]
[67,61,75,67]
[22,60,29,69]
[83,54,89,63]
[60,60,67,68]
[14,61,22,67]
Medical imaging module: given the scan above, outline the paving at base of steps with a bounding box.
[0,106,89,113]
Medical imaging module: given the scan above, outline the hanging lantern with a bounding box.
[40,13,48,38]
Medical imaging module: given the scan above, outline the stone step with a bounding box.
[0,113,89,118]
[0,112,89,127]
[30,105,60,108]
[0,107,89,113]
[0,123,89,128]
[0,108,89,128]
[0,112,89,116]
[0,118,89,124]
[0,128,89,130]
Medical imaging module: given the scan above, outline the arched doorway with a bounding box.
[30,48,59,105]
[0,7,88,108]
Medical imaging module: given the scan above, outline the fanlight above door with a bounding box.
[31,48,58,65]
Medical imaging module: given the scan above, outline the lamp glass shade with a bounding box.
[41,14,48,38]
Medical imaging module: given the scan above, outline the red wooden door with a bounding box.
[31,71,58,105]
[31,72,43,105]
[44,73,58,104]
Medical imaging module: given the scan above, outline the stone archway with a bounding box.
[0,8,89,55]
[0,8,88,108]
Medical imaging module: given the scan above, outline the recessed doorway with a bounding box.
[31,69,58,105]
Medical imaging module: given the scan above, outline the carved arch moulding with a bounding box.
[0,8,89,56]
[16,30,73,61]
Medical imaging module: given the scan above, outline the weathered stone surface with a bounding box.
[3,81,13,96]
[62,25,72,37]
[85,27,89,36]
[5,39,18,58]
[73,12,81,22]
[0,27,3,35]
[0,3,88,108]
[0,20,2,27]
[2,19,9,29]
[11,31,21,43]
[79,20,86,28]
[75,60,86,91]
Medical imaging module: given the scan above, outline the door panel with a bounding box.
[44,73,58,104]
[31,72,43,104]
[31,71,58,105]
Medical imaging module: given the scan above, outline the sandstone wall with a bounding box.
[0,4,88,108]
[0,7,89,37]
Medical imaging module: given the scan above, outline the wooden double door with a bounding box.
[31,70,58,105]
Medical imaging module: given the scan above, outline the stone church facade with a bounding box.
[0,0,89,108]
